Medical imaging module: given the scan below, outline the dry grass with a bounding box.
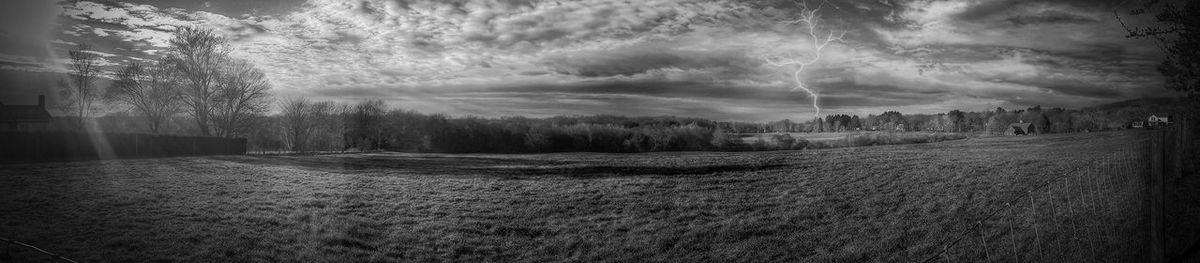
[0,131,1148,262]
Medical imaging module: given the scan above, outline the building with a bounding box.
[1132,121,1145,128]
[1148,115,1172,127]
[0,95,54,131]
[1005,121,1035,136]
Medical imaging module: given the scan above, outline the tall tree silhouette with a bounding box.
[1118,0,1200,96]
[63,44,102,130]
[108,59,182,133]
[166,26,228,136]
[211,59,272,138]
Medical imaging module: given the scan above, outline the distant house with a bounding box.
[0,95,53,131]
[1132,121,1145,129]
[1005,121,1035,136]
[1148,115,1172,127]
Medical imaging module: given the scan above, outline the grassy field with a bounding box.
[0,131,1149,262]
[734,131,968,148]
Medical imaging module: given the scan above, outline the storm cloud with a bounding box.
[0,0,1171,120]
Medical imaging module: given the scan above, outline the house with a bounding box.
[1148,115,1172,127]
[0,95,54,131]
[1132,121,1145,128]
[1005,121,1035,136]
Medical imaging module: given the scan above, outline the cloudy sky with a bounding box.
[0,0,1173,121]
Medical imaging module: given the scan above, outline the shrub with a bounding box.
[792,137,810,149]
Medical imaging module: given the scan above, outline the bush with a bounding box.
[839,132,967,148]
[771,133,796,149]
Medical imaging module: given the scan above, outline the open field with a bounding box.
[0,131,1150,262]
[733,131,969,149]
[735,132,885,142]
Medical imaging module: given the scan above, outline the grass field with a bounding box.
[0,131,1149,262]
[734,131,968,149]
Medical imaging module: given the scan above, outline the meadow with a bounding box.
[0,131,1148,262]
[733,131,969,150]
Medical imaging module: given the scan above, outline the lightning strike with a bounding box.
[762,1,844,120]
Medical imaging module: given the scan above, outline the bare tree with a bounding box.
[308,101,340,151]
[279,97,312,152]
[349,100,387,150]
[1118,1,1200,96]
[108,60,182,133]
[211,58,272,138]
[62,44,103,130]
[166,26,229,136]
[328,103,352,152]
[279,98,347,152]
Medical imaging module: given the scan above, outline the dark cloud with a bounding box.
[815,81,949,107]
[541,46,760,78]
[0,0,1172,120]
[1003,10,1098,27]
[953,0,1123,23]
[1000,78,1126,99]
[493,80,793,103]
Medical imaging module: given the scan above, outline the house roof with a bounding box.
[0,104,53,122]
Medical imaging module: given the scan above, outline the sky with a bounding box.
[0,0,1175,121]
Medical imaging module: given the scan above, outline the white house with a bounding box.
[1148,115,1172,127]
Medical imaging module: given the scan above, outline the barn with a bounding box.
[0,95,53,131]
[1005,122,1035,136]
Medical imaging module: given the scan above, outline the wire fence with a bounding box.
[0,236,77,263]
[921,119,1192,263]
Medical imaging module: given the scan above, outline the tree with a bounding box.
[1020,111,1052,134]
[880,111,907,131]
[63,44,103,130]
[167,26,229,136]
[1119,1,1200,96]
[986,113,1018,134]
[947,110,965,132]
[279,97,312,152]
[210,59,272,138]
[308,101,344,151]
[348,100,387,150]
[107,60,182,133]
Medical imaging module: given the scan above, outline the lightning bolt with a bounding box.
[762,1,844,120]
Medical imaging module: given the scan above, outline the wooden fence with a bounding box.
[0,131,246,162]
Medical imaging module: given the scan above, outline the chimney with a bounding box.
[38,95,45,107]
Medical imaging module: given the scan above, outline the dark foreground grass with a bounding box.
[0,131,1148,262]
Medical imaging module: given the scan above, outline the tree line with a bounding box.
[229,96,1187,154]
[86,92,1189,154]
[61,27,271,138]
[748,105,1175,134]
[260,97,734,153]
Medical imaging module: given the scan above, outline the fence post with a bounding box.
[1173,120,1184,180]
[1150,130,1166,263]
